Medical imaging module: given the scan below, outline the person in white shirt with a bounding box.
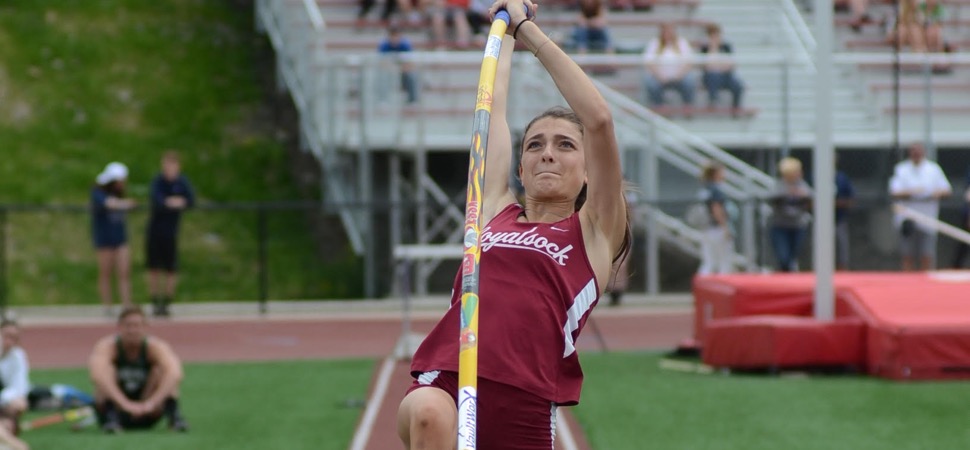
[889,143,952,271]
[642,23,697,112]
[0,320,30,450]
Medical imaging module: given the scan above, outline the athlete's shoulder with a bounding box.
[91,335,118,360]
[145,335,176,356]
[485,201,522,226]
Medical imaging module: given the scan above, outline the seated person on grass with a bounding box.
[0,320,30,450]
[88,306,188,434]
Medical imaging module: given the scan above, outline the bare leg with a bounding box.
[140,367,177,414]
[901,23,927,52]
[2,400,27,419]
[925,24,942,52]
[451,7,471,49]
[428,0,447,48]
[849,0,869,30]
[165,272,179,299]
[0,424,28,450]
[141,367,187,431]
[115,245,132,308]
[147,270,161,299]
[397,387,457,450]
[97,249,116,309]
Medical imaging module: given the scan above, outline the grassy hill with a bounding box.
[0,0,363,306]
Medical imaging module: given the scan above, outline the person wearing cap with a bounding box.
[92,162,137,316]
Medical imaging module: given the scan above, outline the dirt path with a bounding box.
[22,305,692,449]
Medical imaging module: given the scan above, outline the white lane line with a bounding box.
[349,356,395,450]
[557,408,580,450]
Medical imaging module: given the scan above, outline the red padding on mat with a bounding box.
[692,274,815,346]
[702,315,866,369]
[842,284,970,380]
[691,273,935,346]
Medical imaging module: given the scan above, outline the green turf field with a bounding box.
[24,359,374,450]
[575,352,970,450]
[22,353,970,449]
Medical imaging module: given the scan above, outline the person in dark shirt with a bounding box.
[699,24,744,113]
[89,306,188,434]
[835,155,855,270]
[146,152,195,317]
[952,167,970,268]
[92,162,137,317]
[378,26,419,104]
[572,0,613,54]
[697,161,736,275]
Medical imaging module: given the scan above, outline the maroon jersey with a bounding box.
[410,203,600,405]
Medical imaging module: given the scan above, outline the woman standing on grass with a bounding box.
[396,0,631,447]
[91,162,136,317]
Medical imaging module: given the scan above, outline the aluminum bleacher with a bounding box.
[823,0,970,141]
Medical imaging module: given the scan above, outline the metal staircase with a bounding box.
[255,0,780,295]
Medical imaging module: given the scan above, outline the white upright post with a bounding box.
[814,0,835,320]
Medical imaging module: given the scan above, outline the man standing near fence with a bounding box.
[889,143,951,271]
[834,154,855,270]
[146,151,196,317]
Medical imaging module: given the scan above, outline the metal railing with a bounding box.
[5,195,966,310]
[256,0,367,256]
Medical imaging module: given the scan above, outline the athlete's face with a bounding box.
[519,117,587,202]
[118,313,147,345]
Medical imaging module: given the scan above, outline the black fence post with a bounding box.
[257,206,268,314]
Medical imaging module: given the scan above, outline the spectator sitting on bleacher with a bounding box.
[642,23,697,115]
[887,0,927,52]
[398,0,430,28]
[848,0,872,33]
[699,24,744,115]
[886,0,952,72]
[465,0,493,45]
[920,0,951,59]
[378,26,419,104]
[357,0,398,28]
[429,0,472,49]
[572,0,614,54]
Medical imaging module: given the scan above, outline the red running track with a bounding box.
[22,306,692,449]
